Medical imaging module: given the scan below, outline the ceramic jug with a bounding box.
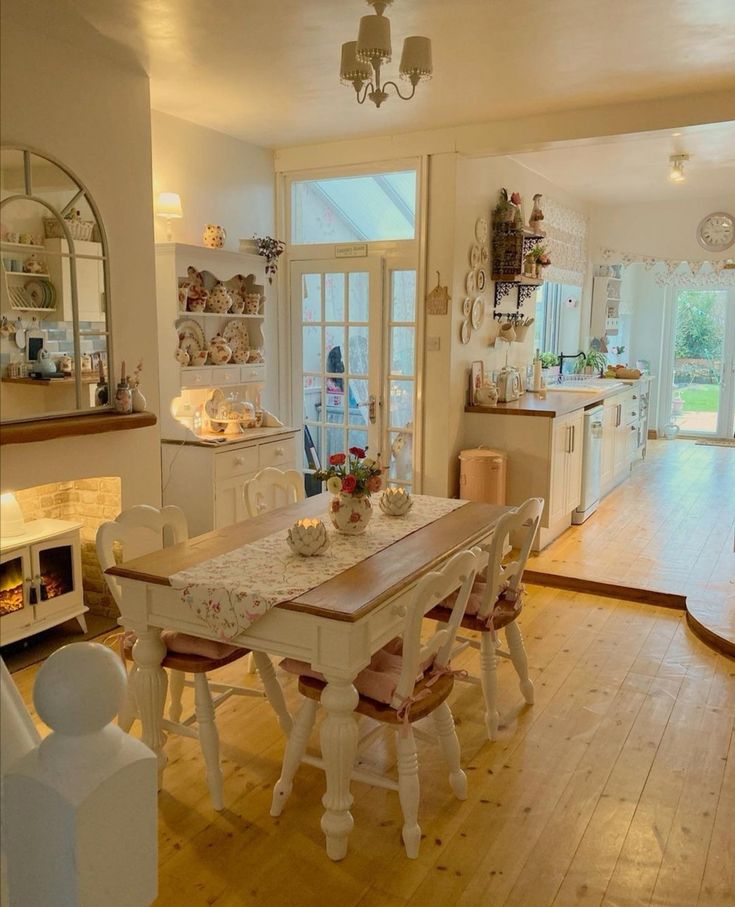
[206,282,233,314]
[202,224,226,249]
[208,334,232,365]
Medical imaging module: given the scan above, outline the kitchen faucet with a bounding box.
[557,351,586,382]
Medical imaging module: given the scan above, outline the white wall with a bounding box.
[423,153,590,497]
[0,0,161,507]
[151,111,275,249]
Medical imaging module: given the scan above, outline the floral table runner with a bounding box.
[170,496,467,640]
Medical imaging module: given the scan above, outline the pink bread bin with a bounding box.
[459,448,507,506]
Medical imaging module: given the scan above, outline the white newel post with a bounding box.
[4,643,158,907]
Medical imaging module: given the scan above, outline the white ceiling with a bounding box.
[63,0,735,149]
[509,122,735,205]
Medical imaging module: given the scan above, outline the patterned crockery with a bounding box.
[247,349,264,363]
[202,224,226,248]
[175,347,190,366]
[229,295,245,314]
[244,293,261,315]
[208,334,233,365]
[190,350,208,367]
[187,292,207,313]
[206,283,233,314]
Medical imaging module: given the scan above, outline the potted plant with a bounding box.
[253,235,285,284]
[314,447,383,535]
[574,349,608,376]
[540,351,560,379]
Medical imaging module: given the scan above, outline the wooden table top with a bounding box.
[106,494,509,622]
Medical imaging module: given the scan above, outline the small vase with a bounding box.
[131,386,146,413]
[329,493,373,535]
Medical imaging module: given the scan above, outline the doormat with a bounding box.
[695,439,735,448]
[0,613,118,674]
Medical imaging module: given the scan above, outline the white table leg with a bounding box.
[319,676,359,861]
[132,627,168,784]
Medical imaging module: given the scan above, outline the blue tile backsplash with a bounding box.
[1,320,108,371]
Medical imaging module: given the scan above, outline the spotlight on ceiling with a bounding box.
[669,153,689,183]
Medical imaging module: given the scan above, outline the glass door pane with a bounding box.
[0,549,33,641]
[672,289,726,435]
[385,269,417,489]
[293,260,382,495]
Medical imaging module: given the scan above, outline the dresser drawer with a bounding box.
[259,437,297,468]
[180,367,213,388]
[218,366,243,385]
[240,364,265,383]
[214,445,259,480]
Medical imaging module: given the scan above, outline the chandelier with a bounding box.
[340,0,433,108]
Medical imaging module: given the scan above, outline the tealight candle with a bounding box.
[287,517,330,557]
[379,487,413,517]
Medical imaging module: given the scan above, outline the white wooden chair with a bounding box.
[244,466,305,518]
[427,497,544,741]
[97,504,292,810]
[270,548,479,859]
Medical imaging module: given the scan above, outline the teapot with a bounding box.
[208,333,233,365]
[35,349,57,377]
[475,381,498,406]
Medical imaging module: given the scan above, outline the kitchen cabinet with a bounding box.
[161,430,300,536]
[0,520,87,645]
[548,410,584,528]
[591,275,622,339]
[601,388,636,495]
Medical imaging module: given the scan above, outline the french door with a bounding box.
[666,287,735,438]
[291,257,419,491]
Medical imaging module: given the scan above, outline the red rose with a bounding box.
[510,191,521,205]
[349,446,366,459]
[341,475,357,493]
[329,453,346,465]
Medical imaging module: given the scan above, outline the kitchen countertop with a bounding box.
[465,380,644,419]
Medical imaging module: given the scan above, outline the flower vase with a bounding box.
[534,263,543,279]
[329,493,373,535]
[131,386,146,413]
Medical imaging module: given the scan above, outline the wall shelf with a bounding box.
[0,411,157,445]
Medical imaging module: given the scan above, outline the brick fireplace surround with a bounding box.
[15,478,122,618]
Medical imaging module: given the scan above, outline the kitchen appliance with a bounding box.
[496,366,521,402]
[572,404,603,524]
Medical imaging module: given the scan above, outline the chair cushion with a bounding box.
[122,629,240,660]
[281,637,434,707]
[437,577,524,624]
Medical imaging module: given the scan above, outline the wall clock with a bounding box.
[696,211,735,252]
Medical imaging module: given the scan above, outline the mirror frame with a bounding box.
[0,144,114,422]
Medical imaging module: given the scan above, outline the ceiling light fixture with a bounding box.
[340,0,433,108]
[669,153,689,183]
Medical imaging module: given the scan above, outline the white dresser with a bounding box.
[162,428,300,536]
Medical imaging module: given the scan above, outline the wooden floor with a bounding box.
[13,585,735,907]
[527,440,735,654]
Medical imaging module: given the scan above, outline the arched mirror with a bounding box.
[0,147,112,423]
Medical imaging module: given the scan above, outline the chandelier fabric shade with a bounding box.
[399,36,432,80]
[340,41,372,83]
[356,14,392,62]
[342,0,433,108]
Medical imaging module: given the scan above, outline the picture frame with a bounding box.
[470,360,484,405]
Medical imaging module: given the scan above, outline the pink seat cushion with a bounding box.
[439,577,489,617]
[123,629,239,660]
[281,637,434,707]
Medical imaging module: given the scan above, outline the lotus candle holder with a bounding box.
[379,487,413,517]
[287,518,330,557]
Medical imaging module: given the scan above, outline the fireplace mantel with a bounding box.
[0,412,157,446]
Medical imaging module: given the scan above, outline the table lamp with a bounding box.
[155,192,183,241]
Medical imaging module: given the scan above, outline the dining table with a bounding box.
[106,492,509,860]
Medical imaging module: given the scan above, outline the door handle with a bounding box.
[571,425,575,452]
[357,395,377,423]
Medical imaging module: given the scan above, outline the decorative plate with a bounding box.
[460,319,471,345]
[480,245,489,264]
[176,318,205,354]
[462,297,472,317]
[471,297,484,330]
[465,271,476,295]
[222,319,250,362]
[475,216,489,244]
[470,244,481,269]
[24,279,50,308]
[476,269,487,291]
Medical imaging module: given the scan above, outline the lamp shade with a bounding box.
[340,41,372,83]
[0,492,25,538]
[155,192,183,219]
[357,14,391,63]
[399,36,432,80]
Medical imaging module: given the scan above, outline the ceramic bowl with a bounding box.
[190,350,208,367]
[187,294,207,313]
[247,349,264,364]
